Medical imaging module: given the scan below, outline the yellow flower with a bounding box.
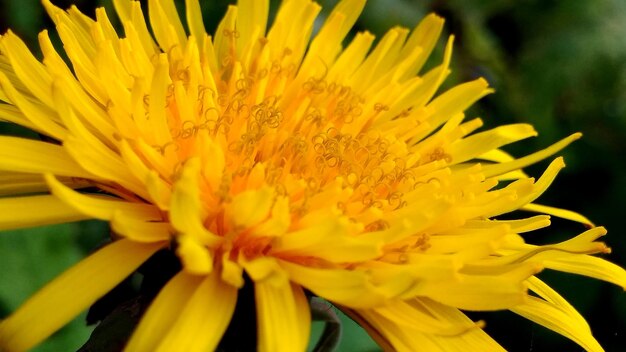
[0,0,624,351]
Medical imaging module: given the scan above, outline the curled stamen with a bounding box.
[198,86,216,100]
[346,172,360,186]
[387,192,404,208]
[306,177,320,193]
[374,103,389,113]
[153,141,179,155]
[313,143,325,155]
[427,178,441,187]
[228,140,244,153]
[324,154,339,168]
[180,120,198,138]
[312,133,326,145]
[324,139,340,154]
[257,68,269,79]
[314,155,326,171]
[217,94,229,106]
[338,159,352,174]
[270,61,282,74]
[176,69,190,83]
[412,181,426,190]
[215,121,230,135]
[327,82,337,93]
[327,127,340,139]
[223,28,240,38]
[275,183,287,196]
[362,192,375,206]
[365,219,389,232]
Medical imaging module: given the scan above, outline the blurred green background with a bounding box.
[1,0,625,351]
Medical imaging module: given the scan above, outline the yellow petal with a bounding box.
[372,298,478,336]
[148,0,187,51]
[0,31,54,108]
[544,254,626,289]
[484,157,566,218]
[477,148,516,163]
[266,0,320,68]
[236,0,269,55]
[125,272,204,352]
[413,264,540,311]
[225,186,275,229]
[242,256,289,288]
[552,226,608,252]
[256,278,310,352]
[350,27,408,91]
[481,227,609,267]
[198,130,226,192]
[185,0,206,49]
[134,137,177,181]
[423,78,493,135]
[303,0,365,73]
[0,104,37,131]
[38,30,73,83]
[176,234,213,274]
[45,173,162,221]
[398,13,445,79]
[279,260,390,308]
[221,251,245,288]
[51,72,117,143]
[94,7,120,46]
[448,124,537,164]
[511,295,603,352]
[327,31,375,83]
[93,45,133,114]
[0,136,91,178]
[110,211,171,243]
[526,276,590,329]
[427,224,509,254]
[0,239,165,352]
[112,0,132,24]
[339,308,395,351]
[0,172,47,196]
[118,140,172,210]
[522,202,593,226]
[54,93,144,197]
[0,194,88,231]
[273,212,381,262]
[169,158,222,246]
[482,133,581,178]
[54,22,106,104]
[345,302,504,352]
[487,215,551,233]
[155,271,237,352]
[145,170,172,211]
[147,54,175,147]
[0,71,66,140]
[251,196,291,237]
[213,5,238,71]
[113,0,155,54]
[0,172,89,197]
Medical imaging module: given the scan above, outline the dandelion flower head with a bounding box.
[0,0,625,351]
